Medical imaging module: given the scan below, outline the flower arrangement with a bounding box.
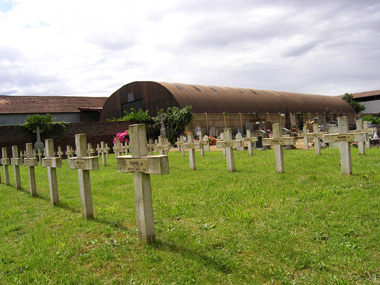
[208,136,217,145]
[113,130,130,144]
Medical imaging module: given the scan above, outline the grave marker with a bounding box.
[1,147,10,185]
[154,136,171,155]
[176,136,186,157]
[42,139,62,205]
[355,119,365,155]
[11,145,22,188]
[69,134,99,219]
[235,132,244,151]
[182,132,197,170]
[262,123,296,173]
[117,124,169,243]
[203,135,210,152]
[97,141,107,166]
[87,143,96,156]
[33,126,44,151]
[216,128,242,172]
[37,148,44,163]
[243,130,258,155]
[305,125,326,155]
[57,146,64,158]
[113,140,123,157]
[363,121,372,149]
[147,139,155,155]
[323,116,367,175]
[24,143,38,196]
[65,145,74,158]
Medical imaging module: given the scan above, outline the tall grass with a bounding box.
[0,147,379,283]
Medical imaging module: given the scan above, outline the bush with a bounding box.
[362,115,380,125]
[21,114,67,134]
[107,108,151,123]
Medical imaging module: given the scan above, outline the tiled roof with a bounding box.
[0,95,108,114]
[351,90,380,99]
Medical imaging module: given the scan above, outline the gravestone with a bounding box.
[216,128,242,172]
[33,127,44,151]
[363,121,372,149]
[96,141,108,166]
[116,124,169,243]
[154,136,171,155]
[160,115,166,137]
[262,123,295,173]
[243,130,258,155]
[209,127,217,137]
[57,146,64,158]
[176,137,185,156]
[327,125,340,149]
[11,145,22,189]
[122,142,130,155]
[305,124,326,155]
[87,143,96,157]
[203,135,210,152]
[69,134,99,219]
[24,143,39,196]
[19,151,25,164]
[1,147,10,185]
[235,132,244,151]
[323,116,367,175]
[182,132,197,170]
[96,144,101,157]
[253,130,268,150]
[194,126,202,138]
[65,145,74,158]
[105,143,110,158]
[219,132,226,156]
[42,139,62,205]
[147,139,155,155]
[355,119,365,155]
[37,148,44,163]
[113,140,123,157]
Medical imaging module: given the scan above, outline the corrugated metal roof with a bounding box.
[157,82,354,113]
[0,96,108,114]
[351,90,380,99]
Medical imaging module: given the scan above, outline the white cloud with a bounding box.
[0,0,379,97]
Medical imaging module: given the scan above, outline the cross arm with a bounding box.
[117,155,169,175]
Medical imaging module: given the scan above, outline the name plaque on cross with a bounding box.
[24,158,39,167]
[69,157,99,170]
[42,158,62,168]
[262,137,295,146]
[1,158,10,165]
[11,158,22,166]
[124,158,148,172]
[117,155,169,175]
[323,132,367,143]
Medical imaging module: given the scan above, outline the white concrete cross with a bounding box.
[154,136,171,155]
[323,116,367,175]
[56,146,64,158]
[122,142,130,155]
[147,139,155,155]
[262,123,296,173]
[1,147,10,185]
[37,148,44,164]
[116,124,169,243]
[65,145,74,159]
[105,143,110,158]
[42,139,62,205]
[219,132,226,156]
[182,132,197,170]
[203,135,210,152]
[305,125,326,155]
[19,151,25,164]
[113,140,123,157]
[11,145,22,189]
[216,128,242,172]
[33,126,44,151]
[96,141,107,166]
[176,136,186,157]
[69,134,99,219]
[24,143,39,196]
[354,119,365,155]
[363,121,373,149]
[87,143,96,157]
[194,135,208,156]
[243,130,258,156]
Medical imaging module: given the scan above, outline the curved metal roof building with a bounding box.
[100,81,354,120]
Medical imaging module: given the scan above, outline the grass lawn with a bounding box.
[0,147,379,283]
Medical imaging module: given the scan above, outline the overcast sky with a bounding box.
[1,0,379,97]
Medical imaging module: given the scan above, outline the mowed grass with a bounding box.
[0,147,380,284]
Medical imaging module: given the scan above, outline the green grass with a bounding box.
[1,147,380,284]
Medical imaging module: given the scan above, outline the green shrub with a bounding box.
[21,113,67,134]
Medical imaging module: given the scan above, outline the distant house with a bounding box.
[352,90,380,114]
[0,96,108,126]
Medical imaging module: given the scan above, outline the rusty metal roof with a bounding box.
[0,95,108,114]
[157,82,354,113]
[351,90,380,99]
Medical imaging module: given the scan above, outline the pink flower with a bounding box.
[113,130,130,144]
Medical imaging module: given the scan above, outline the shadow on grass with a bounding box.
[150,240,234,274]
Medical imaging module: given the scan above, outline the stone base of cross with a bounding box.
[262,123,296,173]
[117,124,169,243]
[323,116,367,175]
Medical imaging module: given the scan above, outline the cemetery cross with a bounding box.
[42,139,62,205]
[11,145,22,188]
[182,132,197,170]
[1,147,10,185]
[24,143,39,196]
[116,124,169,243]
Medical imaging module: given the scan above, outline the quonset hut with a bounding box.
[100,81,355,134]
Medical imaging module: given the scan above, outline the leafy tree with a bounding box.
[21,113,67,133]
[161,105,193,143]
[362,115,380,125]
[342,93,365,113]
[107,108,151,123]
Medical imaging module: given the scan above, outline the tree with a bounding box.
[21,113,67,133]
[159,106,193,144]
[107,108,151,123]
[342,93,365,113]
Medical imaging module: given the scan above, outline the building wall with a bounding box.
[0,113,82,126]
[0,121,131,158]
[361,100,380,114]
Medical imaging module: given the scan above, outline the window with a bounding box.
[128,92,134,102]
